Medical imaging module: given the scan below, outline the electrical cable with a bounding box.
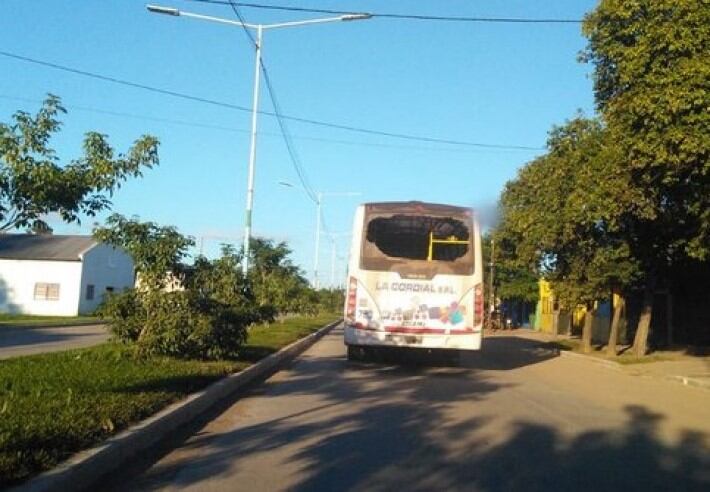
[0,50,543,151]
[184,0,583,24]
[226,0,319,203]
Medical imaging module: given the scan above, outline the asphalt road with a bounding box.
[121,325,710,492]
[0,324,109,359]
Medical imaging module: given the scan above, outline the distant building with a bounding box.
[534,279,620,342]
[0,234,134,316]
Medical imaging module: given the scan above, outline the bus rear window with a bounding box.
[361,214,473,275]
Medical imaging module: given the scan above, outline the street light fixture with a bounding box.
[146,4,371,275]
[278,181,360,288]
[146,4,179,15]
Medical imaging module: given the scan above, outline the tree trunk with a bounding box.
[581,308,594,354]
[606,294,625,357]
[666,293,673,347]
[632,285,654,357]
[552,311,559,339]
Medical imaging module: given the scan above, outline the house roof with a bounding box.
[0,234,97,262]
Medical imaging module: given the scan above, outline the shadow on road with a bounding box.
[118,329,709,491]
[345,335,559,371]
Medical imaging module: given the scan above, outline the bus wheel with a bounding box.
[347,345,367,362]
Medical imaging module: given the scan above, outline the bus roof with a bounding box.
[363,201,473,216]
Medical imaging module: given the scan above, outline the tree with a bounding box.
[247,237,317,315]
[94,213,194,290]
[314,288,345,314]
[95,217,258,359]
[0,95,159,232]
[187,245,273,323]
[482,232,538,327]
[582,0,710,355]
[497,116,640,353]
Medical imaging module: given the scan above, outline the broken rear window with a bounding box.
[361,214,474,276]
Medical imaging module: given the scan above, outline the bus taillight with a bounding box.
[474,284,483,326]
[346,276,358,320]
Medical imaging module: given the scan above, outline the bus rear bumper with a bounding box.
[344,324,482,351]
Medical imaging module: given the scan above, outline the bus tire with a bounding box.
[347,345,366,362]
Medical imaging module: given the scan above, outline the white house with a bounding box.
[0,234,134,316]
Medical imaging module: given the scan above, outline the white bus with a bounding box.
[344,201,484,358]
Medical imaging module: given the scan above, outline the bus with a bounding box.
[344,201,484,358]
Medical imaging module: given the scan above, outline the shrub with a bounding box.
[99,290,255,360]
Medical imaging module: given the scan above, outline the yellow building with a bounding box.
[534,279,623,341]
[536,279,555,333]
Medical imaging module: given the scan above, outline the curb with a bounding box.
[666,375,710,391]
[12,319,342,492]
[556,348,623,370]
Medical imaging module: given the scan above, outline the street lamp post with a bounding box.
[321,231,351,288]
[314,192,322,288]
[312,191,360,288]
[146,4,371,275]
[278,182,359,287]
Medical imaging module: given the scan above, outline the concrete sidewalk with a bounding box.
[491,328,710,390]
[624,359,710,389]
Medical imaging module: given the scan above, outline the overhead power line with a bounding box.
[0,94,530,153]
[0,94,532,153]
[0,50,251,111]
[223,0,319,203]
[185,0,583,24]
[0,50,543,151]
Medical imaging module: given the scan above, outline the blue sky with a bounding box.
[0,0,597,285]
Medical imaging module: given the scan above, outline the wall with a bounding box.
[78,245,135,314]
[0,259,83,316]
[538,279,555,333]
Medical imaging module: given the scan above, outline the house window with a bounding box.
[34,283,60,301]
[105,286,115,294]
[86,284,95,301]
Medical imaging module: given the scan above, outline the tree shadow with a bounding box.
[114,345,506,490]
[459,336,559,370]
[114,329,709,492]
[238,345,278,363]
[119,374,227,395]
[348,335,559,371]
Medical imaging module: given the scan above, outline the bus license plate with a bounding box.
[389,335,422,345]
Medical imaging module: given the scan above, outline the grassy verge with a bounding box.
[0,314,338,487]
[548,338,679,364]
[0,314,100,327]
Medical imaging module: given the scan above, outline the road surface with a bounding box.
[121,325,709,491]
[0,324,109,359]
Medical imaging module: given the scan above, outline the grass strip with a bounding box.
[0,314,100,327]
[0,313,338,486]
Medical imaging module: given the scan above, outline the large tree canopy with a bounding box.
[582,0,710,261]
[0,94,159,232]
[498,116,640,309]
[581,0,709,354]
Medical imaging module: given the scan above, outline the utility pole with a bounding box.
[277,182,359,288]
[330,239,336,288]
[147,4,371,276]
[313,192,322,289]
[242,24,263,275]
[489,237,495,328]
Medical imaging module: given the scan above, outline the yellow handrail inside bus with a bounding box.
[427,231,469,261]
